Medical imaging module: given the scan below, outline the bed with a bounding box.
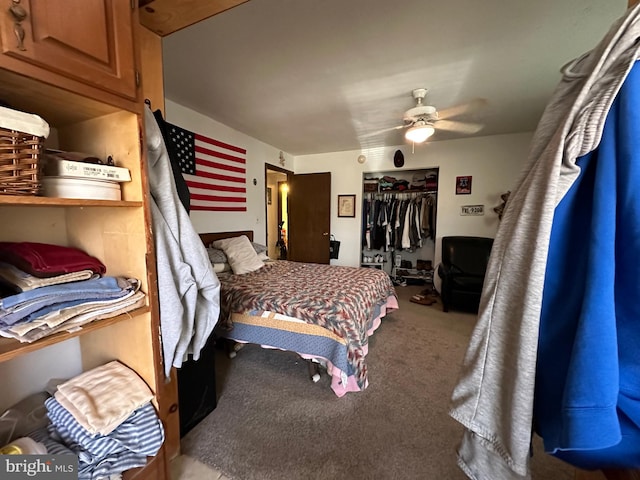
[200,231,398,397]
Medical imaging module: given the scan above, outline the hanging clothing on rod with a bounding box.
[361,192,434,252]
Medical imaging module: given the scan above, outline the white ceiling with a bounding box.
[162,0,627,156]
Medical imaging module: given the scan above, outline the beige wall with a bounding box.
[165,98,532,271]
[165,99,293,245]
[293,132,533,270]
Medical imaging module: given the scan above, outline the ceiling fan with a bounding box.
[365,88,486,144]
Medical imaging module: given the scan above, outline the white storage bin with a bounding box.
[42,176,121,200]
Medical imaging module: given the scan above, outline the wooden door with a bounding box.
[0,0,137,100]
[287,172,331,264]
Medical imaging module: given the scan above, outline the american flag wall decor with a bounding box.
[167,123,247,212]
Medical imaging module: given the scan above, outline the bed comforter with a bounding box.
[218,260,397,395]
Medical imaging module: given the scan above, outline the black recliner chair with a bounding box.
[438,236,494,313]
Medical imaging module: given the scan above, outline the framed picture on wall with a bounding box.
[266,187,272,205]
[456,176,472,195]
[338,194,356,217]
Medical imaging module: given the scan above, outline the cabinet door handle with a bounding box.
[9,1,26,21]
[9,0,27,51]
[13,22,25,51]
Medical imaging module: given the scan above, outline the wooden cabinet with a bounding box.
[0,0,138,102]
[0,4,170,479]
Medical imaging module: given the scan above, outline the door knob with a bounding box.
[323,232,329,236]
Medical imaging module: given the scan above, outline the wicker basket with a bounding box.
[0,127,43,195]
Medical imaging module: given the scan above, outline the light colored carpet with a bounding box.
[181,285,575,479]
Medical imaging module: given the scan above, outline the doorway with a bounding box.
[287,172,331,264]
[265,165,332,264]
[265,164,291,259]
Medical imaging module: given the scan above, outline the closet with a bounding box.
[0,4,170,479]
[361,168,438,281]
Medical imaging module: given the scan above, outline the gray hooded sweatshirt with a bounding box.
[145,106,221,378]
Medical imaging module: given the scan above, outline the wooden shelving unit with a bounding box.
[0,196,143,207]
[0,2,170,478]
[0,306,151,363]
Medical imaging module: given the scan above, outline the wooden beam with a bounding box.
[139,0,250,36]
[137,25,165,114]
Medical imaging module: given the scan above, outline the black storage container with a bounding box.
[177,335,217,436]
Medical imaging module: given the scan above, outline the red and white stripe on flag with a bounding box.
[184,133,247,212]
[168,122,247,211]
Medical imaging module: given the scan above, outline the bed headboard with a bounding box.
[199,231,254,247]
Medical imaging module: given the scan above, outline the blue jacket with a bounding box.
[534,61,640,468]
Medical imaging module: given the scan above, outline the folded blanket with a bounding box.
[54,361,153,436]
[0,277,136,327]
[2,291,146,343]
[0,262,96,292]
[45,398,163,460]
[0,242,105,278]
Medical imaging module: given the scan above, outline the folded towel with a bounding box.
[0,106,50,138]
[54,361,153,436]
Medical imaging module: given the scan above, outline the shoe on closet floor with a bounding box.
[393,277,407,287]
[410,294,436,306]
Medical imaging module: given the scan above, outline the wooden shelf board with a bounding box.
[139,0,250,36]
[0,196,143,207]
[0,306,150,363]
[365,189,438,195]
[0,67,137,126]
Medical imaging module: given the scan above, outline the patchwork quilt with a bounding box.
[217,261,398,395]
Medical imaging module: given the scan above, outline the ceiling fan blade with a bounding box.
[361,124,405,138]
[437,98,488,120]
[435,119,484,134]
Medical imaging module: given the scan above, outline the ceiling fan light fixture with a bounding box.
[405,124,435,143]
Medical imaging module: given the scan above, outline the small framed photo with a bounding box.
[456,176,472,195]
[266,187,272,205]
[337,194,356,217]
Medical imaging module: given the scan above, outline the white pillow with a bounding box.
[211,262,231,273]
[211,235,264,274]
[257,251,272,262]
